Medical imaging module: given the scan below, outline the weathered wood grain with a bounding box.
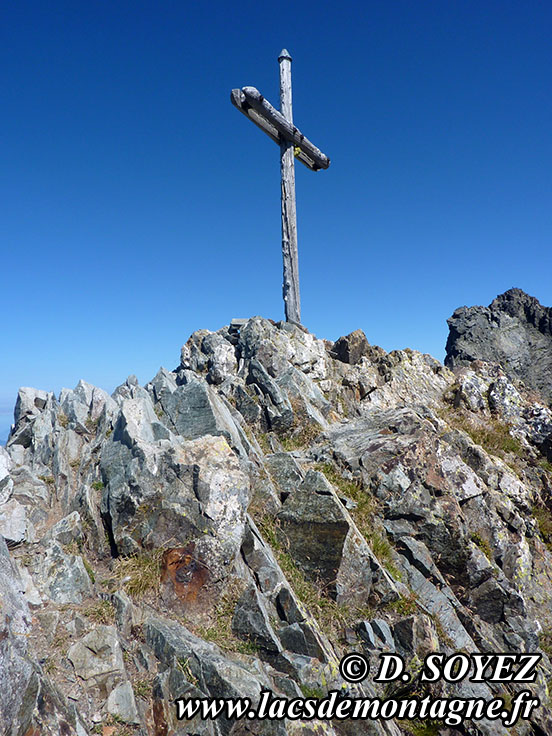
[230,89,280,145]
[279,50,301,325]
[230,50,331,325]
[241,86,330,171]
[230,88,321,171]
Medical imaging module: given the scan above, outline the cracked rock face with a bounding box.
[446,288,552,404]
[2,316,552,735]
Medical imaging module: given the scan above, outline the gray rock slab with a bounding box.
[67,625,126,687]
[371,618,395,651]
[331,329,372,365]
[400,558,475,651]
[247,359,294,432]
[0,535,34,733]
[232,585,281,653]
[144,614,269,732]
[35,542,93,604]
[42,510,82,545]
[0,498,27,546]
[265,453,303,496]
[106,680,140,723]
[277,489,350,590]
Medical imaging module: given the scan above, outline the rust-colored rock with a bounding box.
[160,543,209,606]
[152,698,168,736]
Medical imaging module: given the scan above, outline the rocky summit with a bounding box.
[446,288,552,405]
[2,316,552,736]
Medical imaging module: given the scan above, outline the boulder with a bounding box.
[106,680,140,723]
[265,452,303,497]
[181,330,238,385]
[113,396,171,447]
[446,288,552,404]
[144,614,283,735]
[33,542,93,604]
[276,487,350,593]
[0,498,28,546]
[391,614,438,659]
[232,584,282,654]
[101,431,249,596]
[67,625,126,689]
[331,329,371,364]
[247,360,294,432]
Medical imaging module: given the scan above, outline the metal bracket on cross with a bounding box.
[230,49,330,325]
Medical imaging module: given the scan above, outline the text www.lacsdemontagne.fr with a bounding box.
[175,688,539,728]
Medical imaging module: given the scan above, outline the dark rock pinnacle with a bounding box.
[445,288,552,404]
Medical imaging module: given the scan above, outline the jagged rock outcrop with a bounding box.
[1,317,552,735]
[446,288,552,404]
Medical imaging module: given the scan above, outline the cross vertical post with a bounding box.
[231,51,329,324]
[278,49,300,325]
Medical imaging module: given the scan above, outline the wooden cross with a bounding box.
[231,50,330,325]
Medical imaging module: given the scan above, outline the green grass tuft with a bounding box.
[387,592,418,616]
[82,556,96,583]
[300,684,325,699]
[403,721,441,736]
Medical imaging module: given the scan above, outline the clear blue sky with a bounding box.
[2,1,551,441]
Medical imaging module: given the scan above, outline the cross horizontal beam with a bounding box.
[230,86,330,171]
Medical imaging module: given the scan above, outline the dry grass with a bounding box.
[91,718,137,735]
[42,657,58,675]
[439,407,524,460]
[112,548,164,600]
[195,577,258,654]
[52,629,70,654]
[280,422,323,451]
[133,675,154,700]
[539,627,552,658]
[82,599,115,624]
[85,416,100,432]
[63,539,83,555]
